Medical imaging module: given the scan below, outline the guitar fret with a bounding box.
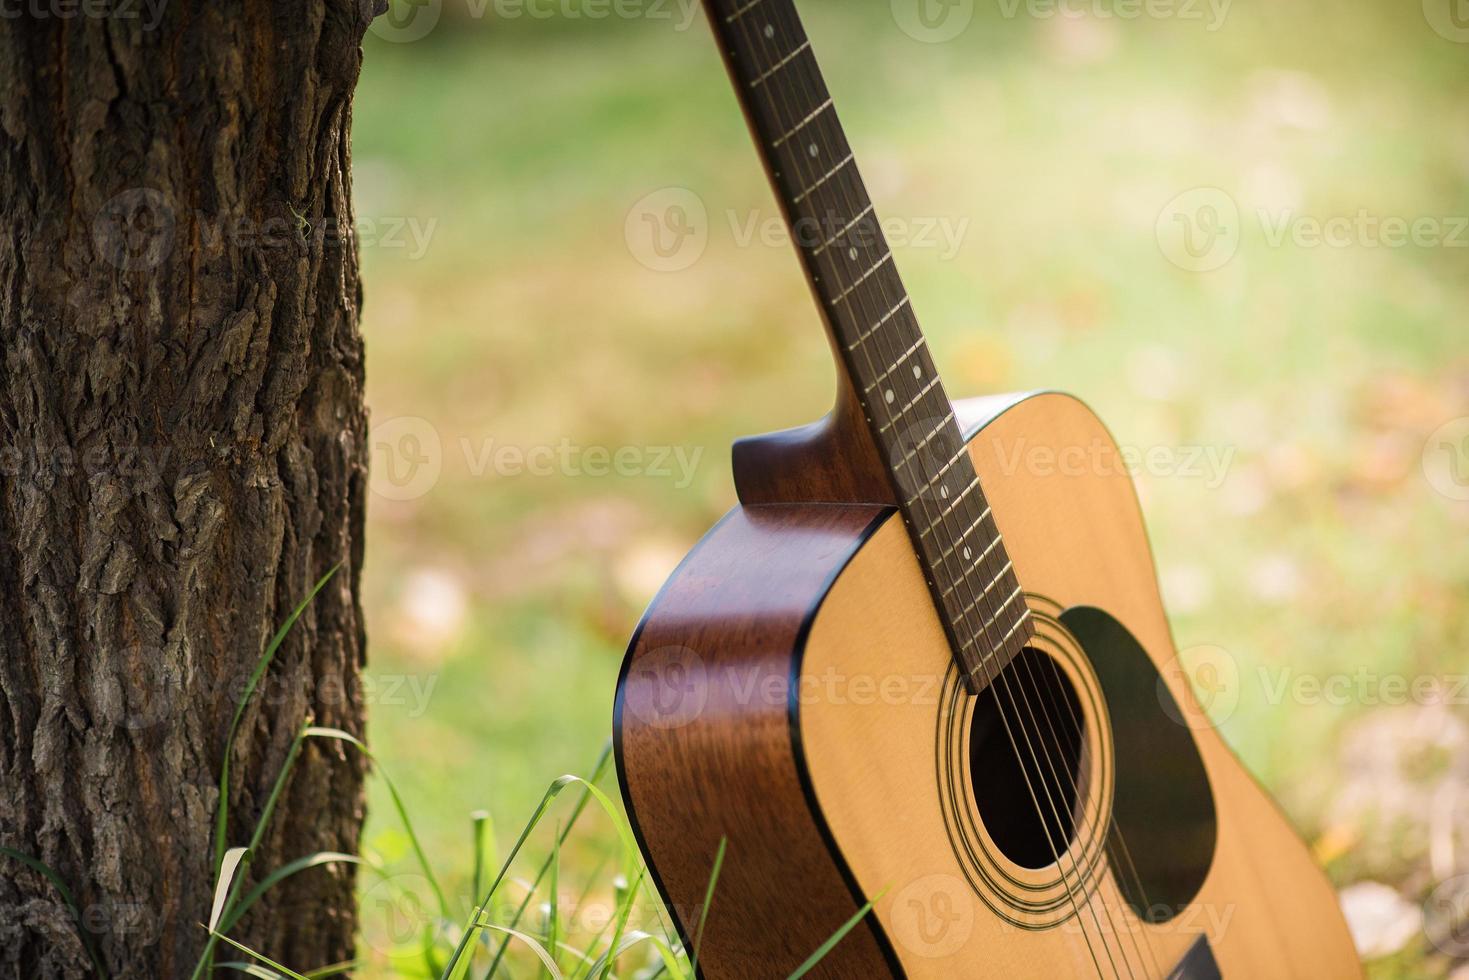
[812,204,875,257]
[770,101,853,208]
[934,505,993,558]
[743,63,831,139]
[904,449,971,505]
[950,577,1016,636]
[724,0,764,22]
[934,530,994,598]
[974,583,1025,637]
[829,252,893,307]
[750,40,811,88]
[936,509,997,564]
[792,152,854,204]
[893,432,964,477]
[861,339,927,392]
[981,558,1014,595]
[897,438,964,485]
[964,607,1032,666]
[917,473,979,537]
[945,532,1003,589]
[845,297,909,352]
[772,98,834,147]
[945,557,1013,603]
[996,608,1033,648]
[898,412,957,467]
[877,373,943,433]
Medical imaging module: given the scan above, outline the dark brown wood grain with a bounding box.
[732,374,895,507]
[615,504,900,978]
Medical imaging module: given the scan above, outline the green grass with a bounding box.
[179,587,870,979]
[350,4,1469,978]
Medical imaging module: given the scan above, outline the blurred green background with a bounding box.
[348,1,1468,975]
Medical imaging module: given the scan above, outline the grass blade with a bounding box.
[213,567,339,878]
[482,744,616,978]
[785,890,885,980]
[215,962,287,979]
[445,907,487,980]
[0,847,109,978]
[206,929,313,980]
[219,956,360,978]
[597,866,643,980]
[219,852,367,934]
[564,851,617,979]
[470,810,493,906]
[444,761,632,979]
[545,825,561,979]
[584,930,685,980]
[301,961,362,979]
[191,724,312,980]
[480,924,565,980]
[444,778,581,979]
[689,837,726,977]
[303,726,448,977]
[302,727,448,921]
[209,847,250,932]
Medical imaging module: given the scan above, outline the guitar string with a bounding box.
[721,5,1129,976]
[738,12,1147,979]
[1024,647,1166,977]
[982,621,1156,978]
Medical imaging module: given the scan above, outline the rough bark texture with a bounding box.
[0,3,378,976]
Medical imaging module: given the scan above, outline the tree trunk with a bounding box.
[0,3,377,976]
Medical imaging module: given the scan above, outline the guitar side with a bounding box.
[614,500,898,976]
[614,391,1360,978]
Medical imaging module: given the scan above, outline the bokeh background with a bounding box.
[348,0,1468,975]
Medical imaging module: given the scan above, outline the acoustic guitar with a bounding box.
[613,2,1361,976]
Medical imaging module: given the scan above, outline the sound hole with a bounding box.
[968,648,1088,870]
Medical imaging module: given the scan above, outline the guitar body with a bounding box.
[615,391,1360,978]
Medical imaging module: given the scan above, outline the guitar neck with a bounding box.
[702,0,1034,690]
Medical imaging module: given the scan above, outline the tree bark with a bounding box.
[0,3,377,976]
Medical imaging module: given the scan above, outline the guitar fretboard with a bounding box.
[703,0,1034,691]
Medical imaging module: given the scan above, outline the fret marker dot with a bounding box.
[764,24,774,38]
[913,365,922,379]
[941,486,950,499]
[809,143,819,157]
[884,389,895,405]
[848,247,858,261]
[963,547,972,561]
